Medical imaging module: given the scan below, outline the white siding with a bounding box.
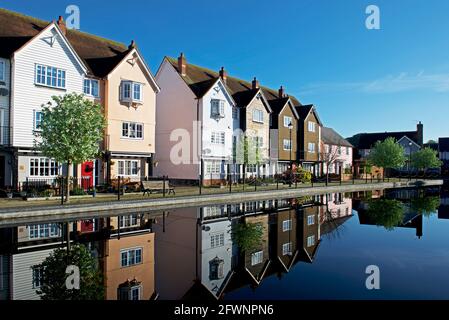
[12,248,54,300]
[11,26,85,148]
[201,81,234,160]
[154,60,198,180]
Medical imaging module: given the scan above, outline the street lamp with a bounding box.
[408,141,413,179]
[288,122,293,187]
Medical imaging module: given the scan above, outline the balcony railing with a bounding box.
[0,126,11,146]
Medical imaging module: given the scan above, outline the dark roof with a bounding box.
[295,104,313,120]
[0,8,130,78]
[167,56,302,113]
[347,130,419,150]
[439,138,449,151]
[321,127,353,147]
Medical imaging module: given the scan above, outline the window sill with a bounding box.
[252,120,264,124]
[35,83,67,91]
[120,137,144,141]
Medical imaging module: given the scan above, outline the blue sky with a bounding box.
[2,0,449,141]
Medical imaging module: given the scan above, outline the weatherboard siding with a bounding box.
[11,26,84,148]
[154,59,198,180]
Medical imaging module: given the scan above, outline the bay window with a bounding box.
[120,81,143,103]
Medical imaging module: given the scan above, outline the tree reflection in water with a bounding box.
[366,199,405,231]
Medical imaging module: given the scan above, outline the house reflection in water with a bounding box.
[0,213,156,300]
[153,195,353,300]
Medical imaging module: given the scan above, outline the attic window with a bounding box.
[211,99,225,118]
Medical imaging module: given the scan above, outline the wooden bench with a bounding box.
[141,180,175,196]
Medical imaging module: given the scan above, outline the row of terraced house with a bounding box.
[0,8,354,189]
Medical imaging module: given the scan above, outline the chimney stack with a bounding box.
[417,121,424,146]
[128,40,136,50]
[178,53,186,76]
[252,77,260,90]
[278,85,285,98]
[219,67,228,84]
[56,16,67,35]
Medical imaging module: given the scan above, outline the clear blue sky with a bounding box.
[3,0,449,141]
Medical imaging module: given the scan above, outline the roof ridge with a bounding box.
[167,56,301,102]
[0,7,127,49]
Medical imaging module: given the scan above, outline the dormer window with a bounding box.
[120,81,143,103]
[83,78,99,97]
[211,99,225,118]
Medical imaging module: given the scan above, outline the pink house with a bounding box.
[321,127,353,175]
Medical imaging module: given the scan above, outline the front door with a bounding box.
[81,161,94,190]
[0,156,5,187]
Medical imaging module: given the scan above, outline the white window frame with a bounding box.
[83,78,100,98]
[206,161,221,175]
[308,142,316,153]
[307,215,315,226]
[32,265,44,289]
[29,223,61,239]
[283,116,293,128]
[307,235,315,247]
[283,139,292,151]
[120,81,143,103]
[346,147,350,156]
[252,109,264,123]
[211,131,225,144]
[119,215,139,228]
[33,110,43,131]
[282,220,292,232]
[282,242,292,256]
[210,233,225,248]
[0,61,4,81]
[308,121,316,132]
[120,247,143,268]
[117,160,139,177]
[35,64,66,89]
[29,158,60,177]
[121,122,143,139]
[251,251,263,266]
[211,99,225,118]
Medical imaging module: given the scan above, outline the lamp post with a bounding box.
[288,122,293,187]
[408,141,413,180]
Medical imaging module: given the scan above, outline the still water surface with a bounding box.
[0,187,447,300]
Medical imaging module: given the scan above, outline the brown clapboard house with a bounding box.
[295,105,323,176]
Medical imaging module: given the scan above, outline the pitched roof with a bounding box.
[347,130,419,150]
[321,127,353,147]
[0,8,130,78]
[166,56,302,113]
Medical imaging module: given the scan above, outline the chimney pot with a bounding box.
[56,15,67,35]
[252,77,260,90]
[129,40,136,49]
[278,86,285,98]
[219,67,227,84]
[178,52,186,76]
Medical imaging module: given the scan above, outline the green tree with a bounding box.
[37,244,104,300]
[232,222,264,252]
[34,93,105,202]
[368,137,406,180]
[411,147,442,170]
[411,196,440,217]
[366,199,405,231]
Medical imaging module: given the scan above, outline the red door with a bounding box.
[81,161,94,190]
